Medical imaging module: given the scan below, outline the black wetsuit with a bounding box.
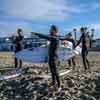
[76,33,90,70]
[34,33,60,87]
[12,35,24,68]
[14,35,24,53]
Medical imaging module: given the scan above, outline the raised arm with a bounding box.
[31,32,50,40]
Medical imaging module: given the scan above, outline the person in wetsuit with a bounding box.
[34,25,60,88]
[76,27,90,71]
[65,33,76,69]
[12,28,24,68]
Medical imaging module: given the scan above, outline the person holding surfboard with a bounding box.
[65,33,76,69]
[34,25,61,88]
[12,28,24,68]
[76,27,90,72]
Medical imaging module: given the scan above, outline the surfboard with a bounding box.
[34,69,72,79]
[0,68,27,81]
[15,45,81,63]
[0,68,29,81]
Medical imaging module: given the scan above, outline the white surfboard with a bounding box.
[0,69,24,81]
[35,69,72,79]
[15,45,81,63]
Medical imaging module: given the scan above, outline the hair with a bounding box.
[80,27,85,31]
[51,25,58,32]
[67,32,72,36]
[17,28,22,33]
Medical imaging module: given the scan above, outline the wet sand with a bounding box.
[0,51,100,100]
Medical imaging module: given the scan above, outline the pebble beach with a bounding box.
[0,51,100,100]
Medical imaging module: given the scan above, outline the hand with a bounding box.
[33,32,38,35]
[74,45,77,48]
[31,32,38,35]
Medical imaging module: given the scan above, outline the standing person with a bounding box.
[34,25,61,88]
[12,28,24,68]
[65,33,76,69]
[76,27,90,72]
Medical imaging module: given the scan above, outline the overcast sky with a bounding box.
[0,0,100,38]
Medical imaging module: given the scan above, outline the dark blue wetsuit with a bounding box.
[34,33,60,87]
[76,33,90,70]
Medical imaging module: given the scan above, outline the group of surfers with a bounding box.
[11,25,91,88]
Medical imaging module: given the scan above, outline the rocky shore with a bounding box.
[0,69,100,100]
[0,51,100,100]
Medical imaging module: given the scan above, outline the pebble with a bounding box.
[0,68,100,100]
